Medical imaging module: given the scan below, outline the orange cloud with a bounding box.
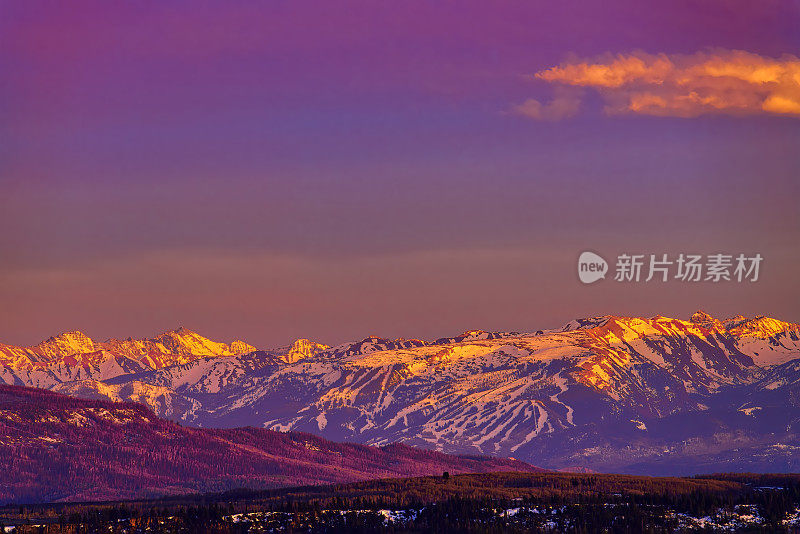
[517,50,800,119]
[537,53,674,88]
[512,94,581,121]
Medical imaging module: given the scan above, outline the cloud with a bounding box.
[512,93,581,121]
[517,50,800,119]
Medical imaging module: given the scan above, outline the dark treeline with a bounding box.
[2,472,800,533]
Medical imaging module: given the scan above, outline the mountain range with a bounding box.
[2,311,799,475]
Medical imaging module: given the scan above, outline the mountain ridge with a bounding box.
[0,383,539,504]
[2,311,799,475]
[0,327,258,370]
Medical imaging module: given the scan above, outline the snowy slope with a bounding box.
[2,311,799,473]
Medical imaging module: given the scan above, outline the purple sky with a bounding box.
[1,1,799,348]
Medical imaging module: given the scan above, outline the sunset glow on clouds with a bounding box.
[517,50,800,119]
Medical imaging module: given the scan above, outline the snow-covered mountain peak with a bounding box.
[458,329,488,339]
[557,316,611,332]
[230,339,257,354]
[282,338,329,363]
[155,326,199,342]
[36,331,97,358]
[723,314,748,329]
[0,327,259,372]
[586,314,735,345]
[149,327,254,358]
[726,315,799,339]
[689,310,724,330]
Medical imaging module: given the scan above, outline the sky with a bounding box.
[1,1,799,348]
